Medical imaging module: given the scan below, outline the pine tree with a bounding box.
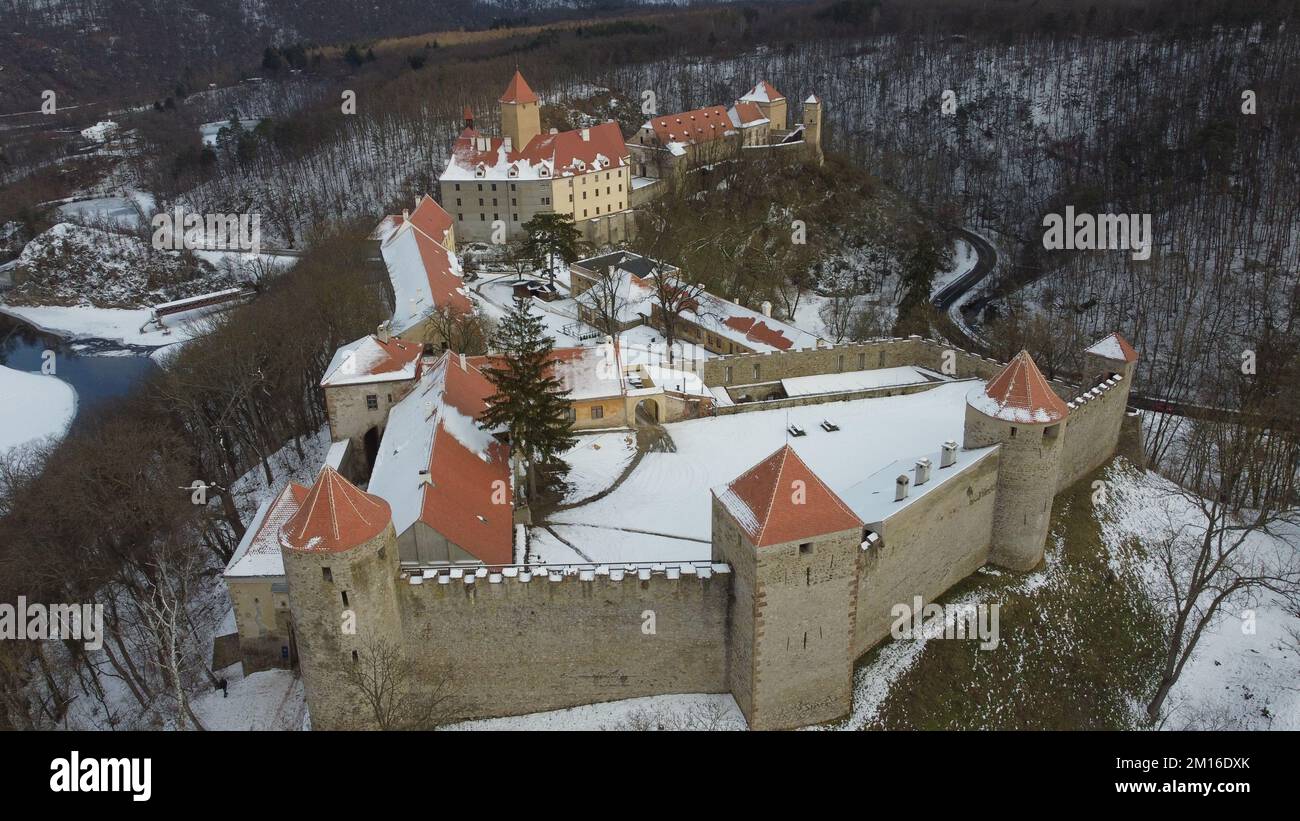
[479,297,576,499]
[521,212,583,284]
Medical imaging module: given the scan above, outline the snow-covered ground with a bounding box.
[550,380,979,560]
[930,237,978,296]
[0,363,77,455]
[0,303,208,349]
[561,430,637,504]
[189,666,306,731]
[1098,461,1300,730]
[447,692,746,730]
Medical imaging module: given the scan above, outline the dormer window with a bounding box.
[474,165,485,178]
[539,167,549,178]
[508,166,518,178]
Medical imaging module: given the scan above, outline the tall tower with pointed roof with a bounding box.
[964,351,1069,571]
[280,465,402,729]
[499,69,541,151]
[712,445,864,729]
[802,94,823,163]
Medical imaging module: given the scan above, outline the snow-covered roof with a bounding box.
[321,334,423,387]
[838,444,998,526]
[380,220,472,334]
[642,106,736,147]
[688,294,822,353]
[440,122,629,182]
[779,366,934,398]
[1083,331,1138,363]
[967,350,1069,424]
[739,81,785,104]
[366,352,512,565]
[224,483,309,578]
[728,102,770,129]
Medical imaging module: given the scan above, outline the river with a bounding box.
[0,312,157,418]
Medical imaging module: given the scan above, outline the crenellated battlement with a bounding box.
[401,560,730,587]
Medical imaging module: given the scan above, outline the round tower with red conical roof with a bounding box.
[964,350,1069,571]
[279,465,401,729]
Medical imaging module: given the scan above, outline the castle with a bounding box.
[225,325,1140,729]
[221,69,1137,729]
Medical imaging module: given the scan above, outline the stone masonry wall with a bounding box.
[700,337,1004,388]
[1057,374,1131,491]
[853,450,1000,656]
[398,565,730,720]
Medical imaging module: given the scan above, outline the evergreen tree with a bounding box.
[521,212,583,284]
[479,297,576,499]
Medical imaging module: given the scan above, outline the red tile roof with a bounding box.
[421,424,513,566]
[407,194,454,247]
[723,316,795,351]
[730,101,768,126]
[320,335,424,387]
[519,121,627,175]
[648,106,735,146]
[739,80,785,103]
[409,223,473,314]
[975,350,1070,424]
[281,466,391,552]
[716,445,862,547]
[1085,331,1139,363]
[500,70,539,104]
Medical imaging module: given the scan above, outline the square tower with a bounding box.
[500,70,541,151]
[712,445,864,729]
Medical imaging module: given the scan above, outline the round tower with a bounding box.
[279,465,401,730]
[964,351,1069,571]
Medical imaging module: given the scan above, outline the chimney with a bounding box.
[402,208,410,222]
[914,457,932,486]
[377,321,389,343]
[414,196,420,209]
[503,136,512,152]
[550,127,558,135]
[895,474,910,502]
[760,300,772,317]
[459,352,467,371]
[940,441,958,468]
[581,128,590,141]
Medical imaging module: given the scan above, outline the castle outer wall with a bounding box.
[399,566,731,719]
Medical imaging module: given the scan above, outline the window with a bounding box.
[387,394,392,403]
[583,209,588,217]
[492,198,498,206]
[322,567,332,582]
[1044,424,1060,440]
[591,405,604,420]
[512,214,518,221]
[752,364,760,380]
[457,213,463,221]
[582,191,587,199]
[478,198,484,206]
[477,183,483,191]
[456,198,461,206]
[510,183,516,191]
[493,213,499,221]
[800,542,813,555]
[455,183,461,191]
[491,183,497,191]
[837,354,844,372]
[858,352,866,369]
[480,214,485,221]
[365,394,378,410]
[351,650,359,663]
[511,198,517,206]
[1009,427,1017,438]
[341,591,349,607]
[725,365,733,383]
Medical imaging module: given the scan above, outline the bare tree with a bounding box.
[339,634,458,730]
[583,265,632,339]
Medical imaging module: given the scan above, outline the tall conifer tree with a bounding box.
[479,297,576,498]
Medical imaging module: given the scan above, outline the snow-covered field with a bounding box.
[447,692,746,731]
[0,303,207,349]
[550,380,979,560]
[561,430,637,504]
[0,363,76,454]
[1098,462,1300,730]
